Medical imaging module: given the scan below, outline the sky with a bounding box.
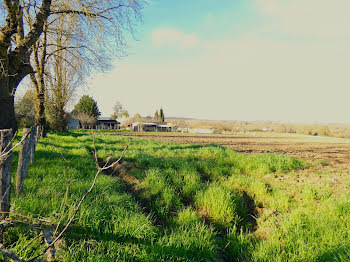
[84,0,350,123]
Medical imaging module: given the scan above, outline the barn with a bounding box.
[95,117,120,130]
[132,122,175,132]
[66,116,120,130]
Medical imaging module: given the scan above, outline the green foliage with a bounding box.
[15,90,36,127]
[74,95,101,117]
[154,110,160,122]
[160,108,165,122]
[45,101,67,131]
[153,108,164,122]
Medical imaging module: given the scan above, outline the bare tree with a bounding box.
[45,15,82,131]
[73,111,96,129]
[111,100,127,120]
[0,0,145,131]
[173,119,188,132]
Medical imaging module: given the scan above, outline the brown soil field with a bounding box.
[112,132,350,169]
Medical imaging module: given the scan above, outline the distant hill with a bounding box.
[165,117,350,139]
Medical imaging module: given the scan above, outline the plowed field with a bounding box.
[112,132,350,168]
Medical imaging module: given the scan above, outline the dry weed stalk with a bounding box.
[0,131,130,262]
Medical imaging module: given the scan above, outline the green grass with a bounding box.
[6,131,350,261]
[195,183,243,227]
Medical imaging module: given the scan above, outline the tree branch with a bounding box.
[0,0,19,44]
[12,0,52,61]
[49,3,128,20]
[50,9,108,20]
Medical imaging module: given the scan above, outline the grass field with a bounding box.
[7,131,350,261]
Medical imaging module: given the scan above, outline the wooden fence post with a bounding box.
[36,125,41,143]
[16,128,31,195]
[30,126,37,164]
[0,129,13,221]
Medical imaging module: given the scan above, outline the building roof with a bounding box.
[97,119,120,124]
[133,122,167,126]
[97,116,112,121]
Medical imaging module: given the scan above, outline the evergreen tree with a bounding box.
[154,110,159,122]
[160,108,165,122]
[74,95,101,117]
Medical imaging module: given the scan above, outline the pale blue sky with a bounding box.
[84,0,350,123]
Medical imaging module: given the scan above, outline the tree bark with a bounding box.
[0,50,17,131]
[0,91,17,131]
[0,0,52,132]
[36,92,47,137]
[16,128,31,195]
[0,129,12,221]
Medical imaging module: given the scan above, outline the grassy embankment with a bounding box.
[6,131,350,261]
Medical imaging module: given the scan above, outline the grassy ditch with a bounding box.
[6,131,350,261]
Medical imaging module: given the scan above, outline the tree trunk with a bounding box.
[36,93,47,138]
[16,128,31,195]
[60,108,66,131]
[0,78,17,131]
[0,130,13,221]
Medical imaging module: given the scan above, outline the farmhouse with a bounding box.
[67,117,80,129]
[95,117,120,130]
[132,122,176,132]
[66,116,120,130]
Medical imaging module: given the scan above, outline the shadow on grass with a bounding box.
[316,245,350,262]
[10,133,255,261]
[66,224,154,246]
[101,152,256,261]
[148,143,227,152]
[107,150,258,230]
[50,131,88,138]
[66,224,220,261]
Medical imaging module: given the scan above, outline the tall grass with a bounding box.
[195,183,243,227]
[7,131,349,261]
